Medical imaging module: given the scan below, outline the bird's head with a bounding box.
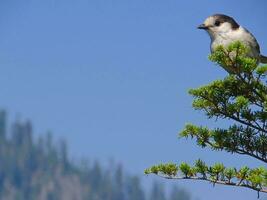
[198,14,240,40]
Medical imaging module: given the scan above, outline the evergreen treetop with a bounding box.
[145,41,267,198]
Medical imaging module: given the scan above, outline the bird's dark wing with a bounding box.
[260,55,267,63]
[244,28,260,53]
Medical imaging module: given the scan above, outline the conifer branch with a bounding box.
[145,42,267,197]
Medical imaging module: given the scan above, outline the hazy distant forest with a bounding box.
[0,110,190,200]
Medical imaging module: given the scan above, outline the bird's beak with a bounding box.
[197,24,208,30]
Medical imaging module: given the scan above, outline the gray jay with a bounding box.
[198,14,267,73]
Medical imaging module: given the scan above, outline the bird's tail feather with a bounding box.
[260,55,267,64]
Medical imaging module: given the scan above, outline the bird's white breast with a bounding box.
[210,26,260,59]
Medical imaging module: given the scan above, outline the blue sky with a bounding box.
[0,0,267,199]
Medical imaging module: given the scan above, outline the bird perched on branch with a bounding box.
[198,14,267,73]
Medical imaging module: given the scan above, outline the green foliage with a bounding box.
[224,168,236,183]
[195,159,208,177]
[256,65,267,76]
[179,162,195,177]
[208,41,258,74]
[145,162,267,191]
[247,167,266,188]
[236,166,250,180]
[144,163,178,176]
[209,163,225,180]
[146,41,267,196]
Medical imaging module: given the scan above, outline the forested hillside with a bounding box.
[0,110,190,200]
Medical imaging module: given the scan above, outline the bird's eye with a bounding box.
[214,20,221,26]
